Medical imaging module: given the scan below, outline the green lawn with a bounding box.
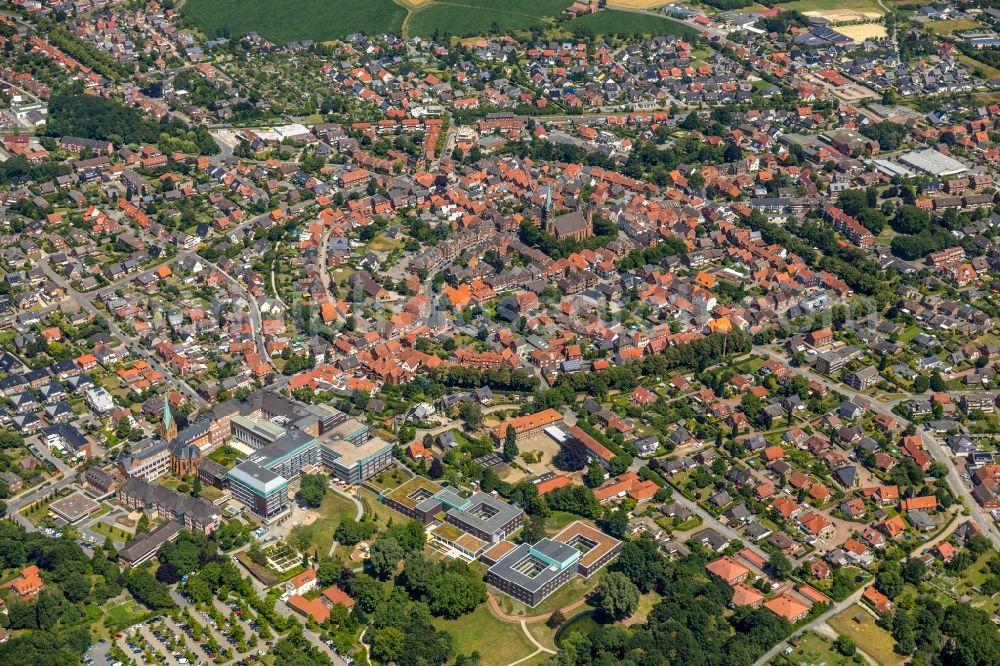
[208,444,243,468]
[21,496,55,526]
[366,233,403,253]
[90,520,134,544]
[492,574,597,619]
[368,467,411,492]
[407,0,571,38]
[828,605,903,666]
[434,605,536,666]
[543,510,580,533]
[784,631,855,666]
[567,9,692,37]
[290,490,358,557]
[103,599,151,632]
[183,0,406,42]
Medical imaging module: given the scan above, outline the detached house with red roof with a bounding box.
[705,556,749,585]
[8,565,43,600]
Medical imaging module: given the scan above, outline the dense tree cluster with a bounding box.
[859,121,909,152]
[398,554,487,619]
[430,366,539,392]
[367,520,429,579]
[0,523,125,666]
[0,156,71,187]
[887,595,1000,664]
[617,236,689,271]
[298,473,328,508]
[558,538,792,665]
[47,91,218,155]
[154,530,249,604]
[270,629,334,666]
[334,519,377,546]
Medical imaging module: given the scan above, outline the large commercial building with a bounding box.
[227,462,290,522]
[318,417,393,484]
[227,426,318,522]
[117,390,362,522]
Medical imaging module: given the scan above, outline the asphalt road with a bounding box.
[753,345,1000,551]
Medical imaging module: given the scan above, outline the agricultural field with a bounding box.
[406,0,572,38]
[608,0,672,7]
[780,0,883,14]
[568,9,692,36]
[182,0,407,43]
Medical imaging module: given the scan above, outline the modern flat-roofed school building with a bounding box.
[381,476,525,543]
[484,520,623,606]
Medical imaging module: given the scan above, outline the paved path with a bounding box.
[486,591,588,624]
[326,485,364,556]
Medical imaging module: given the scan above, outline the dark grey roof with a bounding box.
[120,476,219,525]
[119,520,182,563]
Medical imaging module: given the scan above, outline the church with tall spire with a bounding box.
[159,395,177,443]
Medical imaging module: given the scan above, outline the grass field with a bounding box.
[104,600,147,626]
[608,0,671,7]
[90,521,134,544]
[780,0,883,13]
[958,54,1000,81]
[289,490,358,556]
[407,0,571,38]
[785,631,856,666]
[358,488,411,525]
[924,18,982,34]
[183,0,406,42]
[568,9,691,36]
[828,605,902,666]
[543,510,580,532]
[435,605,537,665]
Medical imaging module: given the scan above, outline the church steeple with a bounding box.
[160,394,177,442]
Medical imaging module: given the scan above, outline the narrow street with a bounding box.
[753,345,1000,551]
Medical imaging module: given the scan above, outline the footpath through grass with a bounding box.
[434,604,537,666]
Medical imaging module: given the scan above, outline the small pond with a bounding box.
[554,610,601,648]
